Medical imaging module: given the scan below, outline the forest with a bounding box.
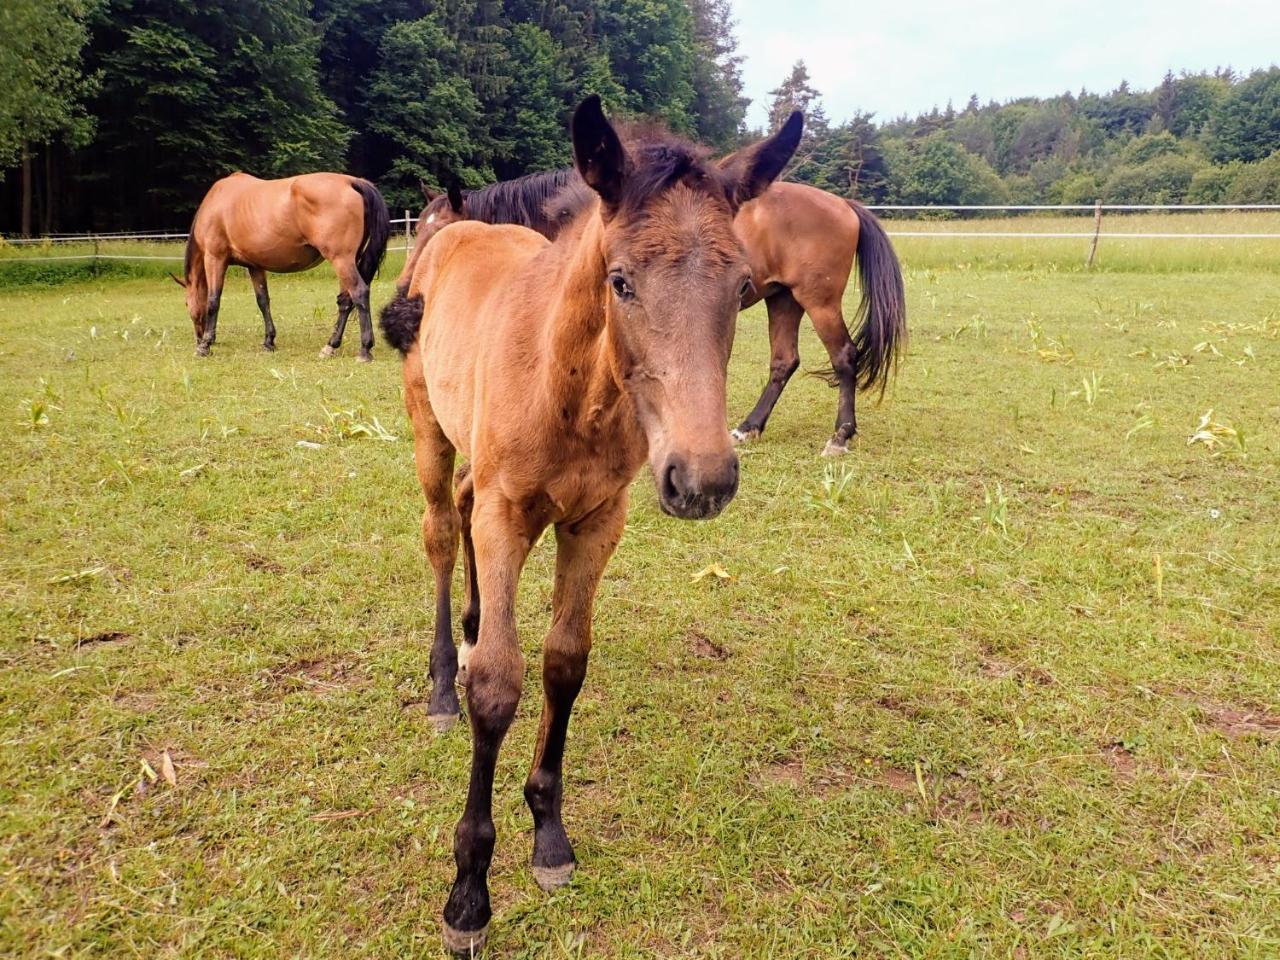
[2,0,1279,233]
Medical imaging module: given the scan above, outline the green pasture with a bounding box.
[1,226,1277,957]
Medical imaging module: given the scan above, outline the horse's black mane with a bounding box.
[464,168,582,238]
[462,126,726,240]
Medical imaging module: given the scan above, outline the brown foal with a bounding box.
[402,170,906,455]
[177,172,389,360]
[381,96,801,954]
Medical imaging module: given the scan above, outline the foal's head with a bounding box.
[569,96,802,520]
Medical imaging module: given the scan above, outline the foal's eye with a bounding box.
[610,272,635,301]
[738,276,755,300]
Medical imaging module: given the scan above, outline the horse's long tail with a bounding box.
[848,199,907,396]
[352,179,390,285]
[379,291,423,356]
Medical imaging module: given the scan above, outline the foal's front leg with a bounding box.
[443,494,534,955]
[525,495,626,891]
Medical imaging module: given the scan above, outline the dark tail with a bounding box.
[379,291,423,356]
[848,199,907,396]
[352,179,390,285]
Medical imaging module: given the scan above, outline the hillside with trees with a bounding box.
[1,0,1277,233]
[772,61,1280,210]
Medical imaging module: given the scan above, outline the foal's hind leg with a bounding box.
[810,299,859,457]
[403,351,461,731]
[248,268,276,351]
[325,254,374,362]
[454,464,480,683]
[732,290,803,444]
[525,495,627,892]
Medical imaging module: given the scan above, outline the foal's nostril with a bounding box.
[662,460,683,503]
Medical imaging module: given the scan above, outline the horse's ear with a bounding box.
[571,95,627,208]
[446,181,464,213]
[420,180,437,202]
[727,111,803,206]
[169,272,187,288]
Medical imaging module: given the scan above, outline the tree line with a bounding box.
[1,0,747,233]
[769,61,1280,209]
[2,0,1279,234]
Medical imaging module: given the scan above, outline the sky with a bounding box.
[731,0,1280,128]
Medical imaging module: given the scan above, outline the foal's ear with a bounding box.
[446,181,464,214]
[169,272,187,289]
[725,111,803,206]
[571,95,627,208]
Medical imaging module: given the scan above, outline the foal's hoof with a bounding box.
[319,344,338,358]
[194,344,211,358]
[263,342,276,352]
[821,438,849,458]
[532,861,575,892]
[730,427,759,446]
[429,711,459,734]
[357,351,373,364]
[442,921,488,956]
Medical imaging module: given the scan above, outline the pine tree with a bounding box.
[686,0,748,148]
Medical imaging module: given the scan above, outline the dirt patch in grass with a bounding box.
[77,630,131,648]
[1169,691,1280,740]
[980,656,1055,686]
[1102,743,1139,780]
[687,630,728,661]
[244,553,285,574]
[1206,705,1280,739]
[265,657,367,696]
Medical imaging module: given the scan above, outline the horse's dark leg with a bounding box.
[321,292,353,359]
[455,465,480,684]
[195,255,228,358]
[525,496,625,893]
[443,494,532,955]
[402,350,461,732]
[353,278,374,363]
[731,289,803,444]
[811,300,859,457]
[248,267,276,351]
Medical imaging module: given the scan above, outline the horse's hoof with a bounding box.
[263,343,276,352]
[319,344,338,358]
[821,438,849,458]
[194,345,210,358]
[731,427,759,445]
[442,921,488,956]
[532,862,575,892]
[429,711,458,734]
[357,352,373,364]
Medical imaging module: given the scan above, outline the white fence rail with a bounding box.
[3,207,1279,265]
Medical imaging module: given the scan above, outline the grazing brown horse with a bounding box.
[405,170,906,454]
[380,96,801,954]
[176,172,389,361]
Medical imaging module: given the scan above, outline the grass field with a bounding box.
[2,225,1278,957]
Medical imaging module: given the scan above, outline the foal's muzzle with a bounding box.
[658,451,739,520]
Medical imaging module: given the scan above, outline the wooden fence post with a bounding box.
[404,209,411,252]
[1086,199,1103,267]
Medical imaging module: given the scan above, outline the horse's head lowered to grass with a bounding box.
[567,96,803,519]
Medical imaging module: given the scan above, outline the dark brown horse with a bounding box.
[176,172,390,361]
[380,97,801,953]
[403,168,906,454]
